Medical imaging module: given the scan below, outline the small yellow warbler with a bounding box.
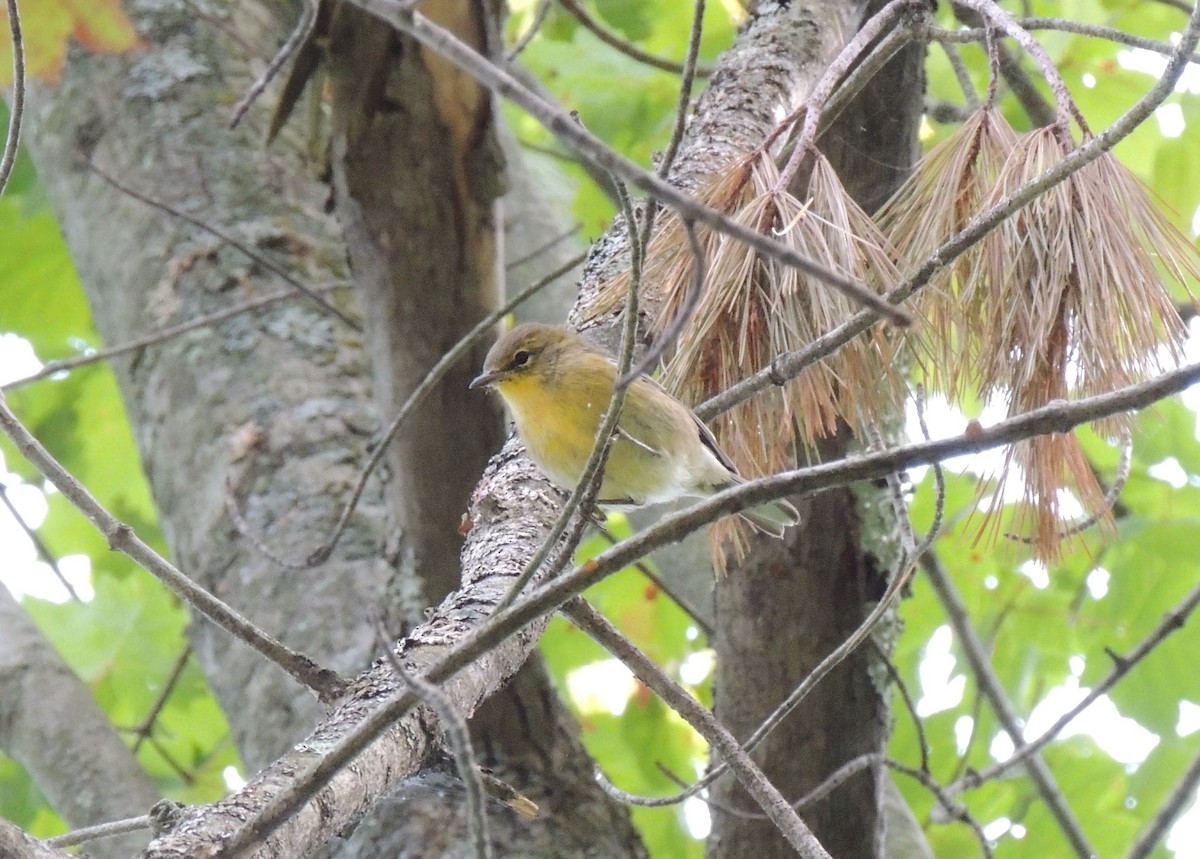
[470,323,799,537]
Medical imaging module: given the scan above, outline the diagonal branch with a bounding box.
[1126,746,1200,859]
[563,597,831,859]
[950,557,1200,794]
[342,0,912,327]
[0,393,346,702]
[146,358,1200,857]
[921,552,1097,858]
[557,0,714,77]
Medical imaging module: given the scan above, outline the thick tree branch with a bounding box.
[0,587,160,859]
[0,821,74,859]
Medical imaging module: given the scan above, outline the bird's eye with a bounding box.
[512,350,531,368]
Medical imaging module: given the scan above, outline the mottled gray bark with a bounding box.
[0,587,160,858]
[23,0,641,855]
[0,820,74,859]
[313,2,646,855]
[16,0,928,855]
[27,0,391,769]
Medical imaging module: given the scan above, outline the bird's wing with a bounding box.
[690,410,739,476]
[635,372,739,476]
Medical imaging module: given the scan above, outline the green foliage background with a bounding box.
[2,0,1200,856]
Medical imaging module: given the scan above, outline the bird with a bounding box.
[470,322,799,537]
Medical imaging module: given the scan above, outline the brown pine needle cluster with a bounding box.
[878,107,1019,391]
[585,151,902,561]
[881,115,1199,559]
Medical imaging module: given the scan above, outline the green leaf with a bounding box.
[0,199,95,359]
[1081,520,1200,734]
[593,0,653,42]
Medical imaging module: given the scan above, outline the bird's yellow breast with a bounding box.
[492,369,680,502]
[493,372,604,487]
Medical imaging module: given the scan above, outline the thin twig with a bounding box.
[1147,0,1195,12]
[886,759,996,858]
[87,162,361,331]
[505,0,552,61]
[939,39,981,110]
[345,0,912,327]
[296,251,585,568]
[2,285,345,392]
[132,645,193,754]
[951,3,1056,127]
[876,645,930,774]
[504,222,582,269]
[1004,425,1132,544]
[556,0,714,77]
[794,753,880,811]
[148,734,197,784]
[922,551,1098,859]
[953,0,1086,133]
[563,597,832,859]
[593,522,713,637]
[1125,746,1200,859]
[779,0,916,189]
[949,555,1200,794]
[0,480,80,601]
[618,218,704,384]
[0,393,347,703]
[816,19,917,137]
[376,623,491,859]
[698,0,1200,421]
[611,0,705,381]
[224,477,315,570]
[622,0,706,280]
[230,0,317,129]
[983,21,1001,106]
[0,0,24,197]
[45,815,152,849]
[656,0,705,179]
[949,685,986,785]
[929,18,1200,66]
[914,385,946,551]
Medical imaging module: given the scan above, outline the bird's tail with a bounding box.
[738,498,800,538]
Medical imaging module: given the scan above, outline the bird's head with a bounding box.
[469,323,575,390]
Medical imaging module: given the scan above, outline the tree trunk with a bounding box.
[18,0,928,854]
[24,0,642,854]
[708,7,925,857]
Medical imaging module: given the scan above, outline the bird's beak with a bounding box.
[469,369,505,389]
